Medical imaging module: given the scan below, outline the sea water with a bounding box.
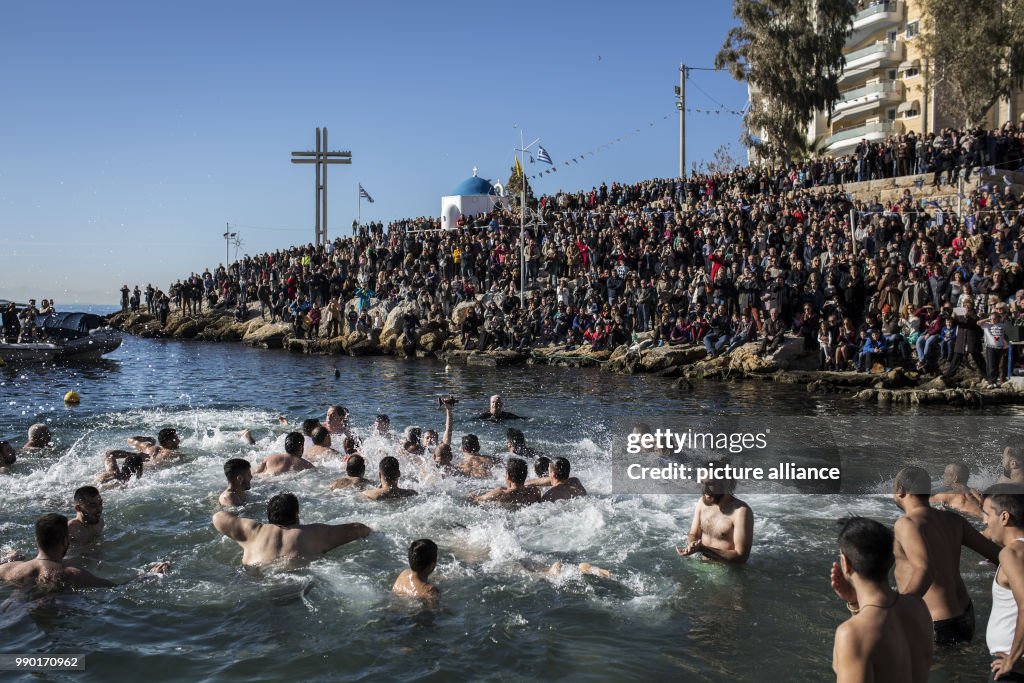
[0,333,1015,682]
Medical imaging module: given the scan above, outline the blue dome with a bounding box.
[451,176,495,196]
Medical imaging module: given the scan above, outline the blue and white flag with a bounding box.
[359,184,374,203]
[537,146,553,165]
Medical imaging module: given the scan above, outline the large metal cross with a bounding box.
[290,127,352,246]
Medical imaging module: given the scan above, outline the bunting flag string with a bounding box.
[525,106,745,180]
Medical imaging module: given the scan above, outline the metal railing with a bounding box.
[829,120,898,146]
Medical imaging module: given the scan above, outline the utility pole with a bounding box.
[675,64,686,177]
[223,223,237,267]
[290,128,352,246]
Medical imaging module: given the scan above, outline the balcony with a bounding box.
[832,80,904,119]
[848,1,904,44]
[840,40,905,82]
[826,120,900,154]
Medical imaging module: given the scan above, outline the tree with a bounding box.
[918,0,1024,127]
[716,0,857,163]
[694,143,745,175]
[505,165,537,210]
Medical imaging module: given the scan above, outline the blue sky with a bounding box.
[0,1,748,304]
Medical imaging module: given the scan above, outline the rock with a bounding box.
[382,302,421,342]
[675,378,694,392]
[243,322,290,349]
[466,351,527,368]
[451,301,478,329]
[918,376,948,391]
[175,320,200,339]
[418,330,448,353]
[856,389,877,401]
[638,345,706,373]
[766,337,821,372]
[876,390,893,403]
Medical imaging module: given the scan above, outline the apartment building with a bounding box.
[748,0,1024,160]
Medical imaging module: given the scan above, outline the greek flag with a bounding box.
[537,146,553,165]
[359,184,374,203]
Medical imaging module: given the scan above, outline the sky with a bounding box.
[0,1,749,305]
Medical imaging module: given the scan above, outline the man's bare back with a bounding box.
[540,478,587,503]
[330,476,372,491]
[212,510,370,568]
[363,484,417,501]
[832,594,932,682]
[894,506,996,621]
[474,485,541,509]
[929,486,983,519]
[305,445,342,462]
[391,569,439,600]
[459,453,502,478]
[0,557,114,588]
[254,454,314,476]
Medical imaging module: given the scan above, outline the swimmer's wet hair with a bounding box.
[284,432,304,457]
[534,457,550,477]
[224,458,251,480]
[551,457,571,481]
[894,466,931,498]
[380,456,400,482]
[123,455,145,479]
[948,462,970,482]
[74,485,100,503]
[302,418,321,437]
[157,428,178,448]
[462,434,480,454]
[36,513,69,552]
[506,458,528,486]
[985,484,1024,526]
[837,516,894,582]
[346,454,365,477]
[409,538,438,573]
[311,427,331,447]
[506,428,525,448]
[268,492,299,525]
[434,443,452,465]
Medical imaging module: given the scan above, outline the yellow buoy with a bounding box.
[64,390,81,405]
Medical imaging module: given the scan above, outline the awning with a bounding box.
[897,59,920,72]
[897,100,919,114]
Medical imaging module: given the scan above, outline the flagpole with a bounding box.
[520,129,526,308]
[358,185,361,229]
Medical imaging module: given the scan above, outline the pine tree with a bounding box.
[716,0,857,163]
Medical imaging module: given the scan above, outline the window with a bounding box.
[906,20,919,39]
[887,30,899,43]
[887,108,897,121]
[888,69,898,81]
[903,67,919,78]
[903,108,919,118]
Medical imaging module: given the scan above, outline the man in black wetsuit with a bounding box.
[476,394,524,422]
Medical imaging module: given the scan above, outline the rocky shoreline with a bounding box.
[107,307,1024,408]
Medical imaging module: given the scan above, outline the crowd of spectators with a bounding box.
[133,121,1024,384]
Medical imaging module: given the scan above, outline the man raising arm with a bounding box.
[212,492,370,568]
